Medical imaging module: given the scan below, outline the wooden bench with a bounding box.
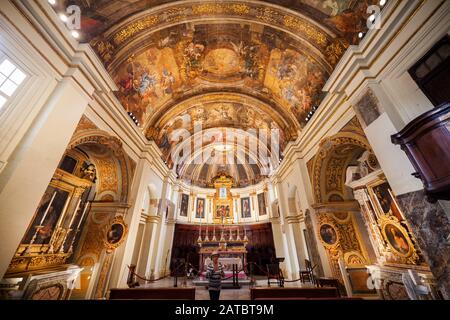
[250,287,340,300]
[109,288,196,300]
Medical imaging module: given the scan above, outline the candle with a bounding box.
[76,202,89,230]
[55,194,72,229]
[40,192,57,225]
[68,199,82,229]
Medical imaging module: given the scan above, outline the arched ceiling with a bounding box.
[59,0,376,186]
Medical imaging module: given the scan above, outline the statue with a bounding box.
[80,161,97,182]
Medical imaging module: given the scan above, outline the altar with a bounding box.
[193,242,250,286]
[192,173,252,287]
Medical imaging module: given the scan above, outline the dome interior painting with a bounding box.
[55,0,377,182]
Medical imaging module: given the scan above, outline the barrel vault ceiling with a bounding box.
[59,0,376,187]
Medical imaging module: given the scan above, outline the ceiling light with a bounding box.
[369,14,376,22]
[379,0,386,6]
[48,0,56,5]
[71,30,80,39]
[358,32,365,39]
[59,14,68,22]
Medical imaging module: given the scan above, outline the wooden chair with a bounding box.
[299,259,316,285]
[266,263,284,288]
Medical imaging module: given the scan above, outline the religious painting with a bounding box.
[258,193,267,216]
[114,46,181,125]
[215,205,231,220]
[196,198,205,219]
[382,222,412,257]
[104,216,128,253]
[319,223,338,246]
[369,181,404,221]
[264,48,327,123]
[180,194,189,217]
[219,187,227,199]
[22,186,70,245]
[241,197,251,218]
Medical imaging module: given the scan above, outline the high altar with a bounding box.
[197,174,248,275]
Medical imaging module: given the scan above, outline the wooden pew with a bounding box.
[250,287,340,300]
[109,288,196,300]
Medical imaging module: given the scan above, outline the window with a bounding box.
[0,59,27,110]
[409,36,450,107]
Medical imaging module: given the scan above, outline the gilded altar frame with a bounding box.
[212,174,234,224]
[7,169,92,274]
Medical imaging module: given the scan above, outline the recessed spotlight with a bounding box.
[358,32,365,39]
[71,30,80,39]
[380,0,386,6]
[48,0,56,5]
[369,14,376,22]
[59,14,68,22]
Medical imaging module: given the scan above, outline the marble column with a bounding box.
[397,190,450,299]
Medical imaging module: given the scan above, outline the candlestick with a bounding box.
[68,198,82,229]
[40,192,57,225]
[54,194,72,229]
[205,224,209,241]
[212,224,217,242]
[76,202,89,230]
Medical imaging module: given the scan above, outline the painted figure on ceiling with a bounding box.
[184,42,205,76]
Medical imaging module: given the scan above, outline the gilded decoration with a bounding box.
[107,2,332,49]
[103,216,128,253]
[8,169,92,274]
[365,178,423,265]
[212,174,234,224]
[68,132,132,203]
[67,0,377,166]
[312,132,371,204]
[111,22,329,131]
[316,212,367,281]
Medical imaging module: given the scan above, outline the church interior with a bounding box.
[0,0,449,301]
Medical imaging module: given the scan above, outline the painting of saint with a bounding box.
[372,182,403,221]
[196,198,205,219]
[215,205,230,219]
[258,193,267,216]
[241,197,251,218]
[384,224,410,255]
[320,224,338,246]
[180,194,189,217]
[107,223,125,245]
[22,187,70,245]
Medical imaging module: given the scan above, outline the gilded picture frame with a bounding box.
[379,216,414,258]
[318,223,339,248]
[104,216,128,253]
[367,179,404,221]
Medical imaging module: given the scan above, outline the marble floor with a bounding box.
[141,277,316,300]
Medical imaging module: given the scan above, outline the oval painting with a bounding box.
[384,223,410,255]
[320,224,338,246]
[107,223,124,245]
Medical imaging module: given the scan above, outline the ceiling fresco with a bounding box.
[55,0,378,185]
[111,23,329,131]
[63,0,372,43]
